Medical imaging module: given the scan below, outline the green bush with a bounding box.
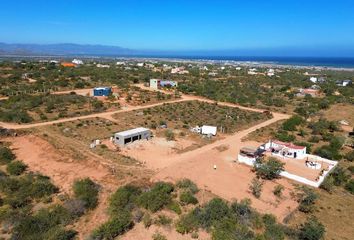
[345,150,354,162]
[176,178,199,194]
[180,191,198,205]
[73,178,99,210]
[273,185,284,197]
[154,214,172,226]
[12,205,74,240]
[0,146,16,165]
[176,212,199,234]
[282,115,304,131]
[152,232,167,240]
[249,178,263,198]
[6,161,27,175]
[299,217,325,240]
[344,179,354,194]
[143,212,153,228]
[320,176,334,192]
[167,201,182,215]
[91,211,133,240]
[165,129,175,141]
[298,187,318,213]
[138,182,174,212]
[330,167,350,186]
[109,185,141,215]
[255,158,285,180]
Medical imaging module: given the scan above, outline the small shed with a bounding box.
[93,87,112,97]
[201,125,217,136]
[114,127,151,146]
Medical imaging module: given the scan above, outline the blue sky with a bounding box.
[1,0,354,55]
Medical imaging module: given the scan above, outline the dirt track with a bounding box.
[0,86,278,130]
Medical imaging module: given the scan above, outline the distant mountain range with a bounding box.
[0,43,135,56]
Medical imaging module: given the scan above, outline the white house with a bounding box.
[116,61,126,66]
[336,80,352,87]
[248,68,258,75]
[262,140,307,159]
[72,59,84,65]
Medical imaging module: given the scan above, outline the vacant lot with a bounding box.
[112,100,272,134]
[320,103,354,126]
[0,93,120,123]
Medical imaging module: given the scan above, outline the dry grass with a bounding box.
[287,187,354,240]
[320,103,354,126]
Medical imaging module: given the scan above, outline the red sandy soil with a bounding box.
[7,135,125,239]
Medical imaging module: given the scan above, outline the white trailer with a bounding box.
[201,125,217,136]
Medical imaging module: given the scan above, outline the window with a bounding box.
[124,138,131,144]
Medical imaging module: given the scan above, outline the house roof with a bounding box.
[115,127,150,137]
[272,140,306,150]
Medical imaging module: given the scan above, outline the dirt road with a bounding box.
[0,85,280,129]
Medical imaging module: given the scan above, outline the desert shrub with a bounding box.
[212,217,255,240]
[282,115,304,131]
[330,167,350,186]
[138,182,174,212]
[345,150,354,162]
[308,136,320,143]
[196,198,230,229]
[319,176,334,192]
[180,191,198,205]
[73,178,99,210]
[165,129,175,141]
[12,205,74,240]
[176,212,199,234]
[299,217,325,240]
[0,146,16,165]
[167,201,182,215]
[63,199,86,218]
[152,232,167,240]
[344,179,354,194]
[275,131,296,142]
[43,227,77,240]
[91,211,133,240]
[109,185,141,215]
[154,214,172,226]
[273,184,284,197]
[176,178,199,194]
[297,187,318,213]
[255,158,285,180]
[249,178,263,198]
[314,145,341,160]
[6,161,27,175]
[347,165,354,174]
[143,212,153,228]
[230,199,253,224]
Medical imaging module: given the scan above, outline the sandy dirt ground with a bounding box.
[152,114,298,221]
[119,137,196,170]
[6,135,138,239]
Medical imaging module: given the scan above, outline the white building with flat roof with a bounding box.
[114,127,151,146]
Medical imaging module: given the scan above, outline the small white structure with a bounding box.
[336,80,352,87]
[309,77,318,83]
[248,68,258,75]
[137,62,144,67]
[97,64,110,68]
[262,140,307,159]
[72,59,84,65]
[201,125,217,136]
[116,61,126,66]
[267,69,275,77]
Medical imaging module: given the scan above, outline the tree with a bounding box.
[299,217,325,240]
[255,158,285,180]
[345,179,354,194]
[273,184,284,197]
[249,177,263,198]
